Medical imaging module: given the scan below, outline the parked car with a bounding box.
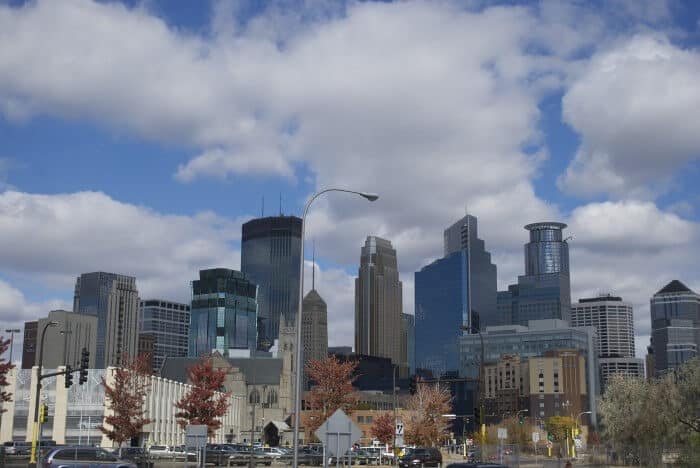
[41,446,137,468]
[115,447,154,468]
[206,444,240,466]
[147,445,172,460]
[172,445,197,461]
[3,441,32,456]
[398,447,443,467]
[329,449,373,465]
[279,448,324,466]
[446,464,509,468]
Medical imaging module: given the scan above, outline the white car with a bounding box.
[148,445,173,459]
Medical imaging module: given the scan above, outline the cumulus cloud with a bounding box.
[559,35,700,197]
[0,191,242,302]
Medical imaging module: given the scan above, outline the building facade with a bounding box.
[301,284,328,388]
[649,280,700,376]
[21,321,37,369]
[571,295,644,391]
[139,299,191,372]
[0,367,243,446]
[415,214,497,377]
[497,223,571,326]
[459,319,598,426]
[73,272,140,368]
[241,216,302,350]
[35,310,97,369]
[400,313,415,376]
[189,269,258,357]
[355,236,403,368]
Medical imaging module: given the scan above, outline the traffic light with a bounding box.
[519,415,524,425]
[64,365,73,388]
[409,375,417,395]
[79,347,89,385]
[38,403,47,423]
[474,406,481,424]
[547,434,554,441]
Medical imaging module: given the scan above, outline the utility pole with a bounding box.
[392,364,397,466]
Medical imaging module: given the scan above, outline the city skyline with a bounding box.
[1,0,700,362]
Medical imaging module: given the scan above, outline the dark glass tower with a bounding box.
[188,268,258,357]
[241,216,302,350]
[524,222,570,276]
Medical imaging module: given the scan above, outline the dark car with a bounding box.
[329,449,373,465]
[41,446,137,468]
[446,464,509,468]
[116,447,154,468]
[398,447,443,467]
[206,444,240,466]
[279,448,324,466]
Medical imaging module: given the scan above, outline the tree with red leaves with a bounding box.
[99,353,152,454]
[174,357,231,437]
[304,356,358,435]
[404,378,452,447]
[370,412,395,444]
[0,337,15,412]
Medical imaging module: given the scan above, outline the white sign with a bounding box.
[574,438,583,449]
[314,409,363,458]
[532,432,540,443]
[497,428,508,440]
[185,424,208,449]
[395,422,404,436]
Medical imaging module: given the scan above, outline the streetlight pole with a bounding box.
[292,188,378,468]
[572,411,592,459]
[29,320,58,468]
[4,328,21,365]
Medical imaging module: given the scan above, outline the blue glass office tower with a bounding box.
[415,215,497,375]
[241,216,301,350]
[188,268,258,357]
[497,222,571,326]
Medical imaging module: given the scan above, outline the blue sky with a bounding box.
[1,0,700,358]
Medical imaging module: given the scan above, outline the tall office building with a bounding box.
[649,280,700,376]
[35,310,97,369]
[21,321,37,369]
[571,295,644,391]
[73,272,140,368]
[400,313,415,376]
[415,214,497,376]
[189,268,258,357]
[139,299,191,371]
[301,265,328,387]
[355,236,403,367]
[241,216,302,350]
[497,222,571,326]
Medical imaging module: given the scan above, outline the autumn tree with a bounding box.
[304,356,358,435]
[175,357,231,437]
[543,415,574,443]
[99,353,152,454]
[404,378,451,446]
[0,337,14,412]
[370,412,395,444]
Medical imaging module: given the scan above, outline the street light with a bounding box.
[4,328,21,365]
[292,188,378,468]
[572,411,592,459]
[29,320,59,468]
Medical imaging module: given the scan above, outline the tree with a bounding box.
[404,378,451,447]
[174,357,231,437]
[0,337,14,412]
[544,415,574,443]
[370,412,395,444]
[99,353,152,454]
[667,358,700,434]
[304,356,358,435]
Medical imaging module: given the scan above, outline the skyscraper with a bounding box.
[497,222,571,326]
[301,263,328,388]
[189,268,258,357]
[139,299,191,371]
[571,294,644,391]
[415,214,497,376]
[355,236,402,367]
[241,216,302,350]
[35,310,97,369]
[400,313,415,376]
[73,272,140,368]
[649,280,700,376]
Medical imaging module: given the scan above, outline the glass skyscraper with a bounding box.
[497,222,571,326]
[188,268,258,357]
[139,299,191,371]
[241,216,301,350]
[414,215,497,376]
[649,280,700,376]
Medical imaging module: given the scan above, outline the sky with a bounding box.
[1,0,700,362]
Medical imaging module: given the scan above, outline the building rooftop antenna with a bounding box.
[279,193,282,216]
[312,240,316,290]
[261,196,265,217]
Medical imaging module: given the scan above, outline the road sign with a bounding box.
[532,432,540,443]
[395,421,404,435]
[185,424,208,449]
[314,409,363,457]
[546,440,553,449]
[497,428,507,440]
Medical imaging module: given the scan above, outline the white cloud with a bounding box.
[559,35,700,197]
[0,191,242,302]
